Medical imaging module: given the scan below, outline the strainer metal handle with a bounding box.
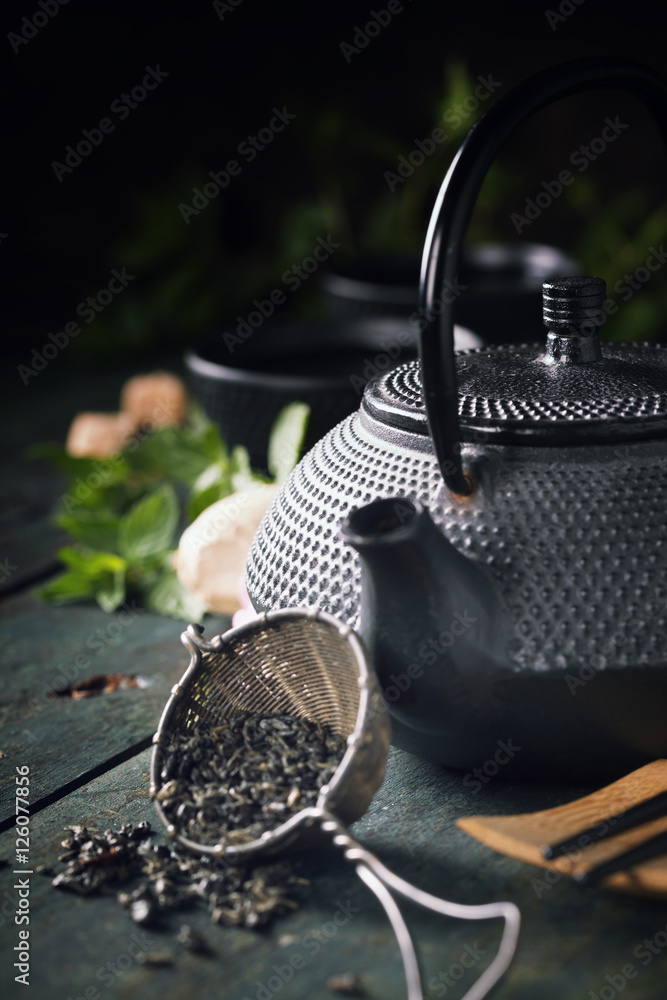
[319,811,520,1000]
[420,57,667,495]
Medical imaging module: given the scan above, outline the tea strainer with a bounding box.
[150,608,520,1000]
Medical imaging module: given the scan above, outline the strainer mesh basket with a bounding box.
[169,618,360,736]
[151,611,391,849]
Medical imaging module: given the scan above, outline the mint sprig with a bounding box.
[33,401,309,620]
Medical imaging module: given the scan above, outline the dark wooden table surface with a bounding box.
[2,358,667,1000]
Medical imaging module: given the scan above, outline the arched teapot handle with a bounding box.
[420,57,667,495]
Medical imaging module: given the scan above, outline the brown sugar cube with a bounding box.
[65,412,137,459]
[120,371,188,429]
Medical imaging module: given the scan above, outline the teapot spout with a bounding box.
[341,497,507,756]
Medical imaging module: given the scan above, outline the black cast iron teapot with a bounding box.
[246,58,667,780]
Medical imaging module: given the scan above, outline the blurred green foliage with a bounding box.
[76,58,666,359]
[563,180,667,341]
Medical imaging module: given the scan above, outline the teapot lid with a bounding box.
[364,276,667,446]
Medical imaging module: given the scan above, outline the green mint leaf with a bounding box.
[185,403,229,459]
[96,566,127,613]
[118,484,179,563]
[126,425,225,487]
[140,565,206,622]
[59,479,131,515]
[197,422,229,465]
[36,548,127,609]
[185,400,212,437]
[56,510,122,553]
[186,481,226,524]
[230,445,269,490]
[186,461,237,522]
[192,462,231,496]
[26,442,130,483]
[36,570,98,605]
[268,403,310,483]
[57,547,127,575]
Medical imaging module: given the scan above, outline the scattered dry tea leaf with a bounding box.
[326,972,366,996]
[50,673,142,698]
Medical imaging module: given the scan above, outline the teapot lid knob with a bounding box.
[542,275,607,364]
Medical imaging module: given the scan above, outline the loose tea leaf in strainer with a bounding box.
[156,713,349,847]
[150,609,520,1000]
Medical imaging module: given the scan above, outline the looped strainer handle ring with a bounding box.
[320,811,520,1000]
[420,56,667,495]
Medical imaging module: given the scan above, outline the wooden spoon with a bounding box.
[457,760,667,896]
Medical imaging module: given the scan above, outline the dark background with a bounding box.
[3,0,667,375]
